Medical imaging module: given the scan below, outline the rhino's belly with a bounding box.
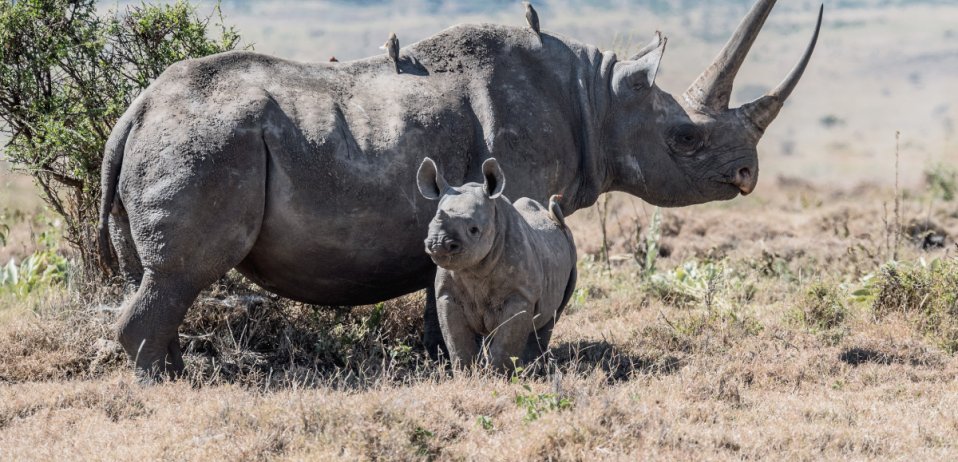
[236,171,437,305]
[237,223,436,305]
[237,251,434,305]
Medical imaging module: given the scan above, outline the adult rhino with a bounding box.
[99,0,822,378]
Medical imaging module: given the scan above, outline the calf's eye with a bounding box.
[469,226,480,235]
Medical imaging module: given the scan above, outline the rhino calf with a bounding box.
[417,157,577,372]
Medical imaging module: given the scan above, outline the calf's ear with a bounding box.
[481,158,506,199]
[417,157,448,200]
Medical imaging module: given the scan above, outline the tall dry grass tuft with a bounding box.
[0,291,121,382]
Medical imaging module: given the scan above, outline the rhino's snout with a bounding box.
[730,165,758,196]
[425,236,462,258]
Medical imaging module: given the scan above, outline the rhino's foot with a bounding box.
[116,270,203,382]
[423,332,449,361]
[120,335,185,384]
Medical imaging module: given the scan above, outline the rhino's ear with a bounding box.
[612,35,667,95]
[417,157,448,200]
[481,158,506,199]
[629,31,663,61]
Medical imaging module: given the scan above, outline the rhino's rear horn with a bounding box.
[683,0,779,112]
[739,4,823,132]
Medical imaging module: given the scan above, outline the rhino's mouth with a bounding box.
[425,242,466,269]
[428,253,468,270]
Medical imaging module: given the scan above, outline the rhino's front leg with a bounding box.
[436,290,480,370]
[423,285,450,359]
[487,296,537,373]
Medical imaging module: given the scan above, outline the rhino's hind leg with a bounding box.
[115,124,266,380]
[523,267,577,363]
[522,316,557,363]
[116,271,205,379]
[118,223,262,380]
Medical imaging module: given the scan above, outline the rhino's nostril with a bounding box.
[447,242,460,252]
[733,166,755,195]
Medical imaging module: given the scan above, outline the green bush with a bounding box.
[872,259,958,352]
[0,0,241,276]
[645,259,726,308]
[793,282,847,331]
[0,229,69,296]
[514,384,573,422]
[925,163,957,202]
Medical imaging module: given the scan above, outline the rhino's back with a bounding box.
[513,198,565,233]
[510,197,576,274]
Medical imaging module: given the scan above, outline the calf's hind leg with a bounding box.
[522,267,577,362]
[522,315,558,363]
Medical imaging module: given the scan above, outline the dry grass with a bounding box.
[1,176,958,460]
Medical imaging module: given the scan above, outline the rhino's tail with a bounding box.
[97,111,135,275]
[548,194,566,228]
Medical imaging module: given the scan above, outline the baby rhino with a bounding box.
[417,157,577,372]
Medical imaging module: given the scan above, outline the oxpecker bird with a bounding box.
[329,56,339,63]
[380,32,400,73]
[523,2,540,34]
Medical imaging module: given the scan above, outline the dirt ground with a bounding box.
[1,172,957,460]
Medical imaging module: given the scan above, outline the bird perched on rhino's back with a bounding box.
[523,2,540,34]
[97,0,824,379]
[380,32,400,73]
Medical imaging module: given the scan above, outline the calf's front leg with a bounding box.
[436,292,480,370]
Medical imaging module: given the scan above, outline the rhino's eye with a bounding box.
[668,124,704,154]
[469,226,480,236]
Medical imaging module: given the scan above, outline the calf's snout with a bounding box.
[425,236,462,257]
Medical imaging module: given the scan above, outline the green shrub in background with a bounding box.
[794,282,848,331]
[0,0,241,277]
[0,228,69,296]
[646,259,727,309]
[925,163,957,202]
[872,258,958,352]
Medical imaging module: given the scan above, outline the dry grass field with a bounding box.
[1,171,957,460]
[2,0,958,460]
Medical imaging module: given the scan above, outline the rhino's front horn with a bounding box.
[683,0,780,112]
[739,4,823,132]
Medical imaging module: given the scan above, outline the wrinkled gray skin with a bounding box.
[417,157,576,372]
[99,0,822,378]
